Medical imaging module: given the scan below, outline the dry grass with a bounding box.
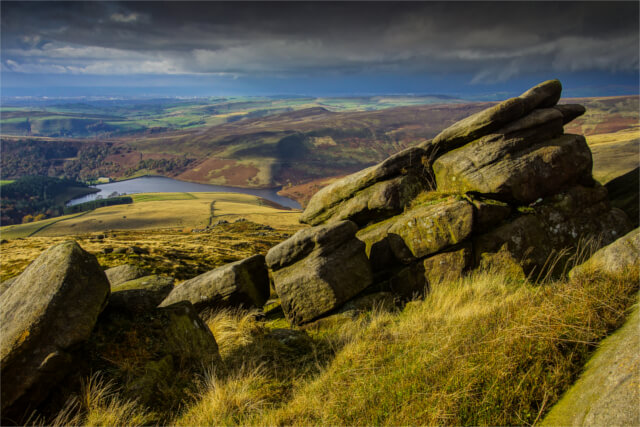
[0,220,303,282]
[41,265,638,426]
[169,266,638,426]
[587,126,640,183]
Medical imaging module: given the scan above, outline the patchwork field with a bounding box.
[0,192,301,240]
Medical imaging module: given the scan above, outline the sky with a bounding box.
[1,1,639,98]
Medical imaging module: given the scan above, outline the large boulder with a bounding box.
[81,301,221,411]
[428,79,563,154]
[0,241,110,417]
[266,221,373,325]
[570,228,640,277]
[300,146,430,226]
[109,275,175,313]
[160,255,270,311]
[104,264,148,287]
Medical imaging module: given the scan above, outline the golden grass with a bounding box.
[587,126,640,183]
[40,265,638,426]
[170,267,638,426]
[0,220,303,282]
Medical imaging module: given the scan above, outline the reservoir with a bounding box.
[67,176,301,209]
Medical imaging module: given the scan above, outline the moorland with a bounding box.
[1,84,639,426]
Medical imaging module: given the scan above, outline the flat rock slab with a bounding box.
[542,300,640,426]
[431,79,563,154]
[434,131,593,204]
[300,146,429,226]
[160,254,270,311]
[0,241,110,417]
[105,264,148,287]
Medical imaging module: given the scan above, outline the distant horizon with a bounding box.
[2,2,638,102]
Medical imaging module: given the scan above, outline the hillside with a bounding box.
[2,96,637,204]
[0,192,300,240]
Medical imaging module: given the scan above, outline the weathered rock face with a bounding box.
[475,186,632,277]
[300,146,431,226]
[160,255,270,311]
[109,275,175,313]
[0,276,18,297]
[0,241,110,416]
[104,264,148,287]
[266,220,373,325]
[387,197,474,262]
[434,128,593,204]
[570,228,640,277]
[422,244,472,286]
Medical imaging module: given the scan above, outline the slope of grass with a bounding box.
[45,266,637,426]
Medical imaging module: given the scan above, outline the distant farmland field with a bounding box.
[0,192,301,238]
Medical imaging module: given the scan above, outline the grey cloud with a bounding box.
[1,1,638,82]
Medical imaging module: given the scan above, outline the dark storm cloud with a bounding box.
[1,1,638,83]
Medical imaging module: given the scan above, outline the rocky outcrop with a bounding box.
[266,220,373,325]
[160,255,270,311]
[570,228,640,277]
[0,241,110,417]
[109,275,175,313]
[281,79,632,325]
[104,263,148,287]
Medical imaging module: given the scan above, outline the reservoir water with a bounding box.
[67,176,301,209]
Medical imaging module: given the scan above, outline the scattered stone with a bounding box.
[570,228,640,277]
[160,254,270,311]
[102,247,114,254]
[84,301,221,409]
[266,220,373,325]
[542,302,640,426]
[127,246,149,255]
[109,275,175,313]
[113,247,127,254]
[105,264,149,287]
[0,241,110,417]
